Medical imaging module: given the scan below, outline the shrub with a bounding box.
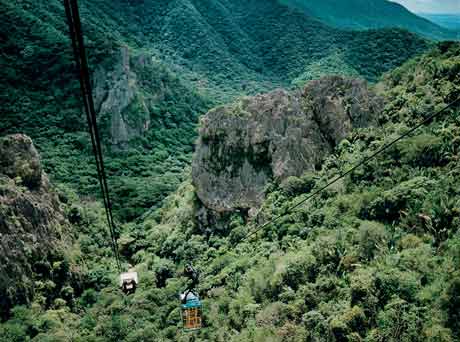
[0,323,28,342]
[358,221,388,261]
[280,173,316,196]
[397,234,423,250]
[298,283,320,310]
[419,193,460,246]
[372,298,424,342]
[362,177,434,223]
[350,269,379,322]
[302,311,332,341]
[376,269,420,304]
[255,302,286,327]
[330,305,367,340]
[313,235,343,272]
[441,275,460,338]
[399,133,445,167]
[423,324,454,342]
[228,292,258,330]
[344,306,367,333]
[281,251,317,291]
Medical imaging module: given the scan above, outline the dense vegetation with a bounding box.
[1,0,459,340]
[1,41,459,341]
[0,0,432,222]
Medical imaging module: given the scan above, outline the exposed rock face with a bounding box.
[0,134,42,188]
[93,47,151,149]
[192,76,381,218]
[0,134,70,318]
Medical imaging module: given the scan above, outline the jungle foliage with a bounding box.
[1,41,459,341]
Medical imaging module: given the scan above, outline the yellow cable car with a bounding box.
[181,291,203,331]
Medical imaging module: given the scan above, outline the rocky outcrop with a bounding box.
[93,47,151,149]
[0,134,42,189]
[0,134,70,318]
[192,76,382,219]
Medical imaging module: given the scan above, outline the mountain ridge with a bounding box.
[279,0,457,40]
[418,13,460,31]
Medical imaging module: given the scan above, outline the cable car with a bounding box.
[120,271,138,295]
[181,291,203,331]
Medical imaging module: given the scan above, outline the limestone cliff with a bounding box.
[93,47,151,149]
[0,135,71,318]
[192,76,382,221]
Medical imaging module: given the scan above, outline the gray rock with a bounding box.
[192,76,381,217]
[93,47,150,149]
[0,134,42,189]
[0,134,70,316]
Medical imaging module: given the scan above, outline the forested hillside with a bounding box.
[1,0,431,221]
[1,40,459,341]
[280,0,457,40]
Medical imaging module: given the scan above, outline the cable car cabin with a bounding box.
[181,292,202,331]
[120,271,138,295]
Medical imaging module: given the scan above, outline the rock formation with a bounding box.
[192,76,382,225]
[93,47,151,149]
[0,134,71,318]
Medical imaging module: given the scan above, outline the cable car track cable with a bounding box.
[64,0,121,272]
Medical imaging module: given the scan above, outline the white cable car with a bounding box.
[120,271,138,295]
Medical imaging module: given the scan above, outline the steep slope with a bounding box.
[1,0,211,221]
[0,135,75,320]
[131,42,459,341]
[280,0,457,40]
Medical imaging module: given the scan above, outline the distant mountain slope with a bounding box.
[419,13,460,31]
[79,0,430,89]
[279,0,456,40]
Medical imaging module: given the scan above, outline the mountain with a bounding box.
[1,42,459,341]
[279,0,457,40]
[0,0,431,222]
[419,13,460,31]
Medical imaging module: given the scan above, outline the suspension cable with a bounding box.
[64,0,121,272]
[68,0,121,267]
